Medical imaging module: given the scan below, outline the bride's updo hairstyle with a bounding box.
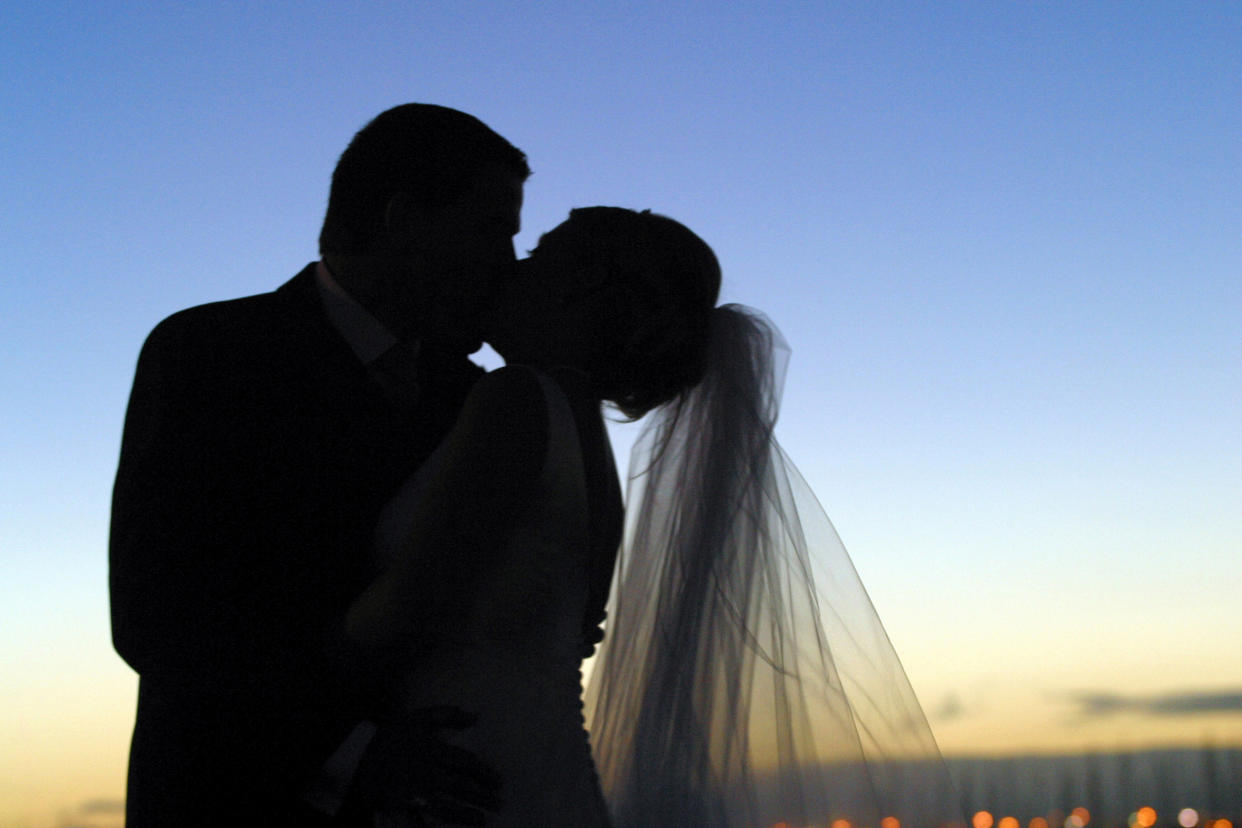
[557,207,721,419]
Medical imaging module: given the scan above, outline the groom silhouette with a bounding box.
[110,104,526,826]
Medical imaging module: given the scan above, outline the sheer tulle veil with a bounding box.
[584,305,961,828]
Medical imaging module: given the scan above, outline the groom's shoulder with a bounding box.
[143,265,317,355]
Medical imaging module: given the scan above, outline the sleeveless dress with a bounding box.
[372,370,612,827]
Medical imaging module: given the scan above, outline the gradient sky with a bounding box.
[3,2,1240,825]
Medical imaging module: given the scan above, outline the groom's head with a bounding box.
[320,103,528,348]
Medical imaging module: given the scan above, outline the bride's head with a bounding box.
[489,207,720,418]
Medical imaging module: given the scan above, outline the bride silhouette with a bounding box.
[344,207,960,827]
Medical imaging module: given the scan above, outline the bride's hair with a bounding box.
[553,207,722,419]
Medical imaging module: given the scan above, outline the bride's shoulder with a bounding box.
[451,365,549,472]
[465,365,546,418]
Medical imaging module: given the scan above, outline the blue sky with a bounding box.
[2,1,1240,822]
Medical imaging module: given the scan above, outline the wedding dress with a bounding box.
[372,369,612,827]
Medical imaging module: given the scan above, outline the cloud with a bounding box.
[932,692,967,722]
[78,799,125,814]
[927,681,1002,723]
[54,799,125,828]
[1070,689,1242,718]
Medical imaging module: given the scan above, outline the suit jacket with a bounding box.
[110,264,483,826]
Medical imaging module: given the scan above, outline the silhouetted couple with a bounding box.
[111,104,957,827]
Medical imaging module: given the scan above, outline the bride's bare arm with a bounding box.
[342,365,548,656]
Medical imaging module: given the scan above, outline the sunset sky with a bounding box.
[3,2,1240,826]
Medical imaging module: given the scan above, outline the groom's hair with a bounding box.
[319,103,529,256]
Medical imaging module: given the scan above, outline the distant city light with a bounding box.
[974,811,995,828]
[1178,809,1199,828]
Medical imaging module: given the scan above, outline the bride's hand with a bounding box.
[355,705,503,825]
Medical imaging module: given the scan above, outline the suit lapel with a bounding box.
[270,265,482,492]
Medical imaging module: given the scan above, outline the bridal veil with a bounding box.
[585,305,961,828]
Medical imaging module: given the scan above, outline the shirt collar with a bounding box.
[314,260,405,365]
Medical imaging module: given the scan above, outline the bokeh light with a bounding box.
[882,817,901,828]
[974,812,995,828]
[1031,818,1050,828]
[1214,820,1233,828]
[832,820,852,828]
[1137,808,1158,828]
[999,816,1020,828]
[1073,808,1091,827]
[1178,809,1199,828]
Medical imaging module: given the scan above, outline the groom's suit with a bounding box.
[110,264,482,826]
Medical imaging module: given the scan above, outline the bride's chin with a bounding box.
[486,335,527,366]
[486,328,563,368]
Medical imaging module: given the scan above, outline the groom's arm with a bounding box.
[110,309,373,710]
